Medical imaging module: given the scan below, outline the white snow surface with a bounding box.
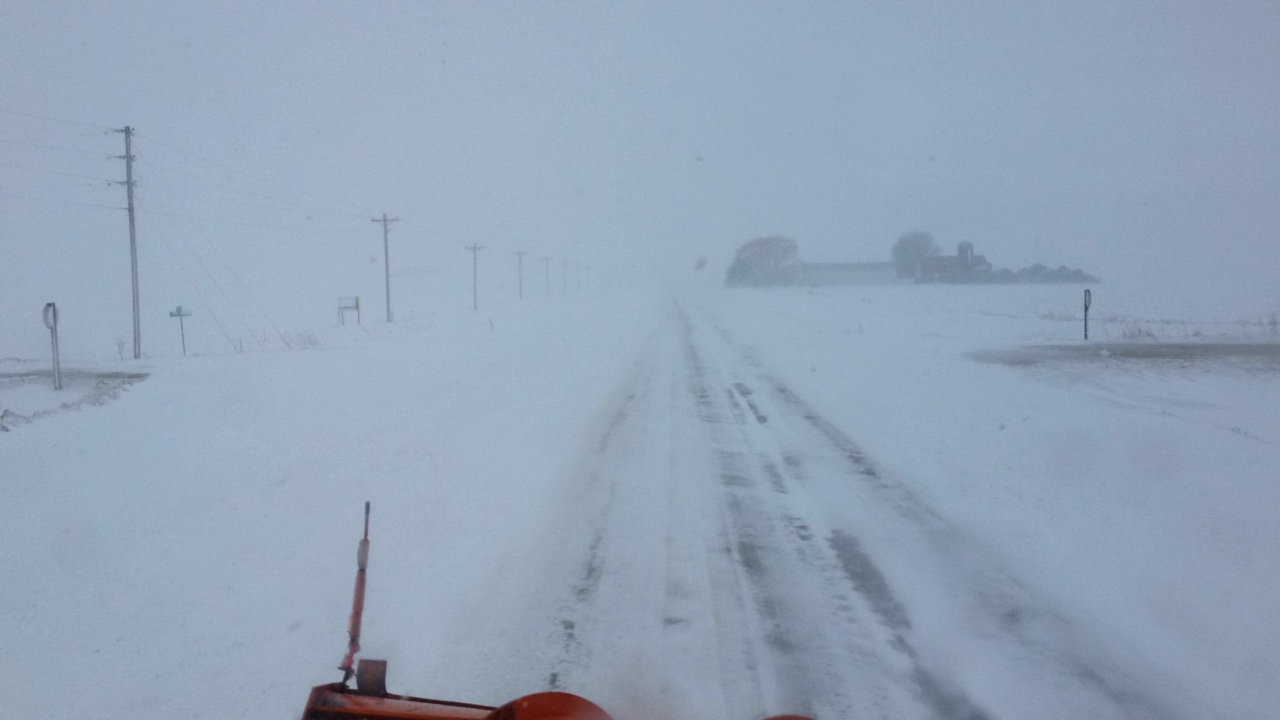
[3,285,1278,719]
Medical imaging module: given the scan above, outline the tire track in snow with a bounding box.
[679,303,968,719]
[697,304,1183,720]
[760,371,1177,720]
[544,356,651,692]
[543,302,1000,718]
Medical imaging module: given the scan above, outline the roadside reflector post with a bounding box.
[42,302,61,390]
[1084,288,1092,341]
[338,296,361,325]
[169,305,191,356]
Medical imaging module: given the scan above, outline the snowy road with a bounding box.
[527,302,985,719]
[7,287,1277,720]
[434,300,1171,720]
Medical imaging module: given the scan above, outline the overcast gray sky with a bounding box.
[3,1,1278,358]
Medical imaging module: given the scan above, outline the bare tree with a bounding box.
[891,231,939,279]
[725,236,804,287]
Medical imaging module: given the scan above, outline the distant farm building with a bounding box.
[800,262,896,286]
[917,241,993,283]
[726,237,898,287]
[726,236,1096,288]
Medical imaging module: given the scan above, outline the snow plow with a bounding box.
[301,503,811,720]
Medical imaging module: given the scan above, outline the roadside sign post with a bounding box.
[42,302,61,390]
[338,296,361,325]
[169,305,191,356]
[1084,288,1092,341]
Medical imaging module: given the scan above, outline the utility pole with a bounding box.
[112,126,140,359]
[514,250,527,300]
[465,244,485,310]
[371,213,399,322]
[542,256,552,295]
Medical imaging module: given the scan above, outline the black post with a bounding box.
[1084,288,1092,341]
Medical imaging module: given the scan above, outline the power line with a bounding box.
[0,137,114,157]
[2,130,371,229]
[138,182,287,349]
[144,209,240,352]
[2,122,370,218]
[0,107,114,131]
[133,131,372,218]
[5,118,373,224]
[0,190,123,210]
[133,157,367,221]
[0,181,105,191]
[138,189,266,352]
[133,203,360,234]
[0,130,107,146]
[0,162,116,183]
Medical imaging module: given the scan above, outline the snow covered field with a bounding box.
[3,284,1278,719]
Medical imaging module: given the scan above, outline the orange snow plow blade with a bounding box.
[301,505,615,720]
[303,503,811,720]
[302,677,807,720]
[302,677,611,719]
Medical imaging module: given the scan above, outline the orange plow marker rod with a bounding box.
[339,502,371,681]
